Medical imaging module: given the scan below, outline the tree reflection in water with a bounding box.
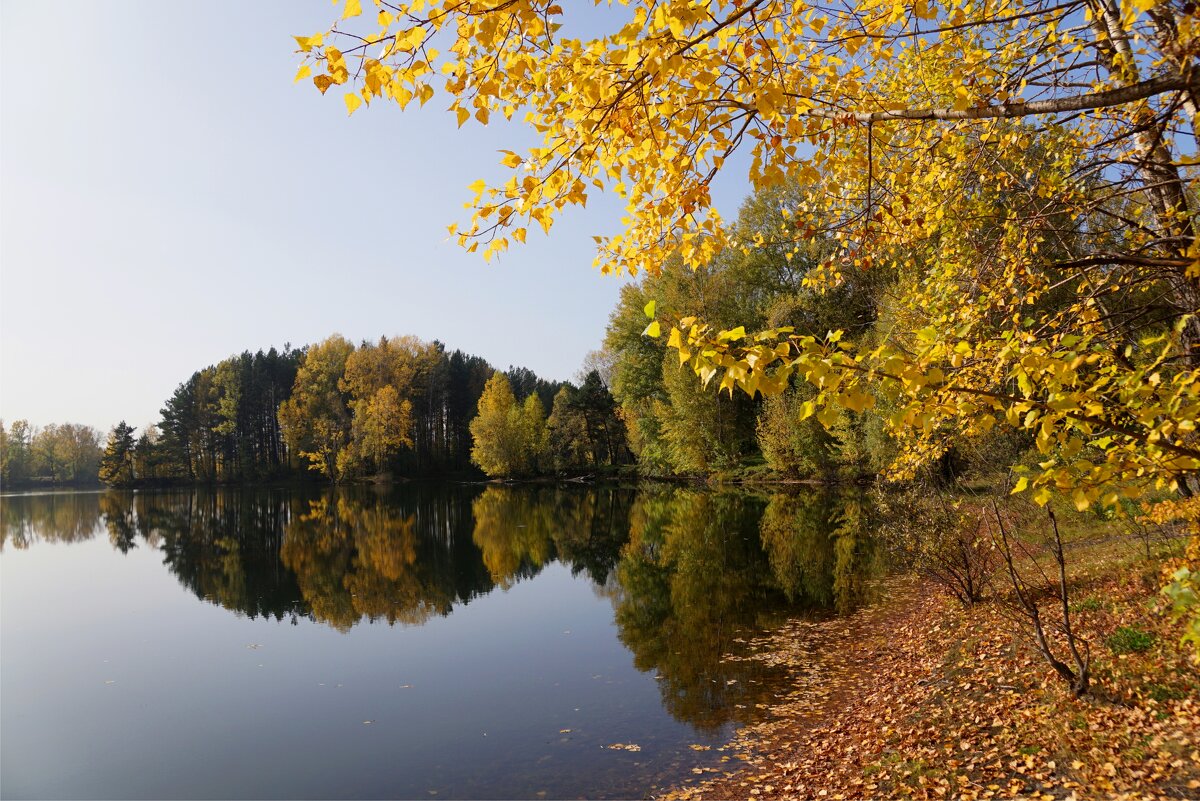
[1,491,103,549]
[1,483,883,731]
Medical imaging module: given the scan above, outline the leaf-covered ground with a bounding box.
[662,545,1200,800]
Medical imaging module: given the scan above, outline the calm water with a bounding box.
[0,484,881,799]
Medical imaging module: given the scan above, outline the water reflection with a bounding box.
[282,490,491,629]
[1,483,882,732]
[471,486,632,589]
[1,491,102,548]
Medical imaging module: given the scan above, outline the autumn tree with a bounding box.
[278,335,355,480]
[1,420,34,486]
[27,424,102,484]
[469,371,547,477]
[113,335,554,485]
[521,392,549,473]
[352,384,413,474]
[337,336,434,476]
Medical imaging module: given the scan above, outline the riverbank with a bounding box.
[663,537,1200,800]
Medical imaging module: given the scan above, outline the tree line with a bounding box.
[0,421,103,487]
[467,369,630,478]
[89,336,592,487]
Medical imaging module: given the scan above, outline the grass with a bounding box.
[1106,625,1156,654]
[1070,596,1104,612]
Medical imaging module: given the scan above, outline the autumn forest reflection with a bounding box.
[1,483,883,731]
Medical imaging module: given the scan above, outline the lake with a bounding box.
[0,483,882,799]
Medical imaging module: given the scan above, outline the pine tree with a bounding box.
[99,422,137,486]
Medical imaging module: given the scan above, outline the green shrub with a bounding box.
[1106,626,1155,654]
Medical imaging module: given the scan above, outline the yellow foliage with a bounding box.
[293,1,1200,511]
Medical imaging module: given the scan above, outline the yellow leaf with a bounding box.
[468,179,486,195]
[840,390,873,413]
[345,92,362,115]
[643,321,661,338]
[294,64,312,83]
[456,106,470,128]
[293,33,323,52]
[342,0,362,20]
[313,74,335,94]
[644,300,656,319]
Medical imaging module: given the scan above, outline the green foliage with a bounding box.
[1161,567,1200,658]
[756,388,834,478]
[3,422,104,485]
[546,387,591,472]
[99,422,138,486]
[469,368,625,478]
[603,186,887,479]
[1,419,34,485]
[1106,626,1156,655]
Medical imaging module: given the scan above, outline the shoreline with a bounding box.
[660,542,1200,800]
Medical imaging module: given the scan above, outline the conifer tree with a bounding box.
[99,422,137,486]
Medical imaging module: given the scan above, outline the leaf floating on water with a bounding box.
[607,743,641,752]
[689,744,711,751]
[363,720,375,725]
[559,729,572,734]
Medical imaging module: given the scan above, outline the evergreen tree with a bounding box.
[546,387,591,472]
[99,422,138,486]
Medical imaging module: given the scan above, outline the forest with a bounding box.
[0,192,938,493]
[0,421,103,487]
[10,339,584,488]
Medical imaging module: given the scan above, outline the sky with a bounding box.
[0,1,750,433]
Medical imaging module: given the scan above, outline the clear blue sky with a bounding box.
[0,1,749,434]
